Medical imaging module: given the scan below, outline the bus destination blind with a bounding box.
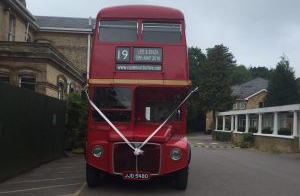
[116,47,162,71]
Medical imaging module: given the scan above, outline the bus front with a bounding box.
[86,5,191,190]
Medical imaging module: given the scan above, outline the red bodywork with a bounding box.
[86,5,191,178]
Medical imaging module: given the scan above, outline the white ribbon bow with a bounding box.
[85,86,198,156]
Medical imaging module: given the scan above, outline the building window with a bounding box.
[240,101,245,109]
[259,101,264,108]
[233,103,237,109]
[8,15,16,41]
[58,82,65,99]
[19,75,36,91]
[0,74,10,83]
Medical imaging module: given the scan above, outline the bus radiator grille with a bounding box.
[113,143,161,175]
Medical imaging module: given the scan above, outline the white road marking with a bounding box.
[59,170,84,174]
[0,183,82,194]
[211,143,219,145]
[58,182,86,196]
[196,143,204,145]
[74,182,86,196]
[6,176,84,184]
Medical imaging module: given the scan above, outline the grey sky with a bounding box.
[27,0,300,77]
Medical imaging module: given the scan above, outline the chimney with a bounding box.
[18,0,26,7]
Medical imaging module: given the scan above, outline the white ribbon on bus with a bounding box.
[85,86,198,156]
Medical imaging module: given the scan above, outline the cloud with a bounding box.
[27,0,300,76]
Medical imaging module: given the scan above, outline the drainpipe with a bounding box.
[86,17,92,80]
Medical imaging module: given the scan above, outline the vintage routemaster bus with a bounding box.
[85,5,192,190]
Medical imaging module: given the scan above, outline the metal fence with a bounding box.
[0,82,66,182]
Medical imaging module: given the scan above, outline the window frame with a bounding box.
[141,22,182,43]
[19,75,36,91]
[98,20,139,43]
[0,73,10,83]
[8,14,16,41]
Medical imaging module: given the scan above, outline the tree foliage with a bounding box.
[264,56,299,106]
[65,92,88,150]
[231,65,252,85]
[199,44,236,112]
[187,47,206,132]
[249,66,273,80]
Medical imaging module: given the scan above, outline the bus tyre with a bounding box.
[174,166,189,190]
[86,164,99,187]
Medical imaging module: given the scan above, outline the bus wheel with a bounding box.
[174,166,189,190]
[86,164,99,187]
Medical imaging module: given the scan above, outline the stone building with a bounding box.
[206,77,268,132]
[0,0,94,99]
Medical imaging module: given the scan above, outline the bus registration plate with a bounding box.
[123,172,150,180]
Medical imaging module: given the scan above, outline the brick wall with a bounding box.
[206,110,214,132]
[0,2,9,41]
[246,91,267,109]
[35,32,90,72]
[0,1,34,42]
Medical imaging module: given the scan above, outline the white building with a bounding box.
[215,104,300,152]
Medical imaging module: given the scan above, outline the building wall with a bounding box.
[46,63,81,98]
[35,32,90,72]
[246,91,267,109]
[0,59,47,94]
[0,1,34,42]
[0,57,82,99]
[206,110,214,132]
[0,2,9,41]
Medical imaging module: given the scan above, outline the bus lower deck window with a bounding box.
[142,22,181,43]
[99,20,138,42]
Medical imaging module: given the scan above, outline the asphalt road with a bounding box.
[1,134,300,196]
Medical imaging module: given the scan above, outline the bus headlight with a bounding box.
[170,148,182,161]
[92,146,103,158]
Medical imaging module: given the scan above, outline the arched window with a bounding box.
[19,75,36,91]
[58,82,65,99]
[0,73,10,83]
[57,75,67,99]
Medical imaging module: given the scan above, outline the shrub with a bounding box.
[65,92,88,150]
[238,126,245,132]
[240,132,254,148]
[248,127,258,133]
[262,127,272,134]
[278,128,292,135]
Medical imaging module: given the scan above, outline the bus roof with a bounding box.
[97,5,184,20]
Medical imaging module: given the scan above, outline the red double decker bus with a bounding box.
[86,5,192,190]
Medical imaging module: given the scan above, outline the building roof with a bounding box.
[232,77,269,99]
[97,5,184,20]
[35,16,96,32]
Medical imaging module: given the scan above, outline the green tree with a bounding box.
[249,66,273,80]
[296,78,300,95]
[231,65,252,85]
[264,56,299,106]
[199,44,236,112]
[188,47,206,87]
[187,47,206,132]
[65,92,88,150]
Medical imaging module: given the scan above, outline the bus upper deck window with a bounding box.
[142,23,181,43]
[99,20,138,42]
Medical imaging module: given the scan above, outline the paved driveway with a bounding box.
[1,134,300,196]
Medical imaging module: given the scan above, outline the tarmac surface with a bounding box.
[1,134,300,196]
